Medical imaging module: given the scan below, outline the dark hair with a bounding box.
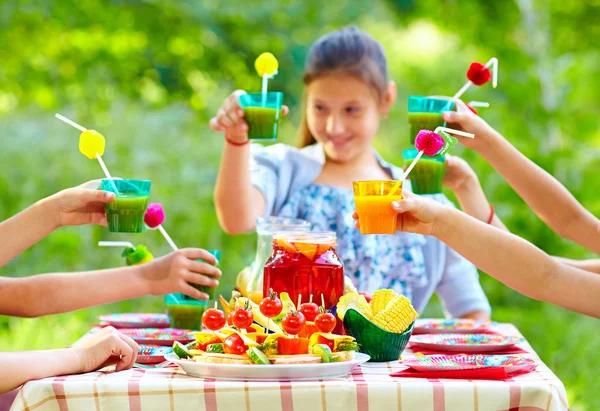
[296,26,389,147]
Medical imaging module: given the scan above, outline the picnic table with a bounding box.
[10,323,568,411]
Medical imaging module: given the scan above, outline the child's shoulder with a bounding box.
[250,143,325,167]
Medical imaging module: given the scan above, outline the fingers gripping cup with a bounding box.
[238,92,283,140]
[408,96,455,144]
[193,250,221,301]
[353,181,403,235]
[101,179,151,233]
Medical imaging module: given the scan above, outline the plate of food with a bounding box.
[98,313,170,329]
[167,328,368,380]
[402,354,536,373]
[413,319,492,335]
[119,328,193,346]
[410,334,523,353]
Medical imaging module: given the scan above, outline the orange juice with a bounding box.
[353,180,403,235]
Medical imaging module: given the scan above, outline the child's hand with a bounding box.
[72,326,139,373]
[352,191,444,236]
[209,90,289,144]
[43,180,115,229]
[443,154,478,192]
[139,249,222,300]
[442,99,501,150]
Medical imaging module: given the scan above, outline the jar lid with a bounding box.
[273,231,336,245]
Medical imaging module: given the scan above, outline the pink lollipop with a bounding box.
[144,203,178,251]
[145,203,165,228]
[415,130,445,157]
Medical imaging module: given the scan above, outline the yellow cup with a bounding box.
[353,180,403,235]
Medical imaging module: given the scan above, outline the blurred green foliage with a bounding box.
[0,0,599,409]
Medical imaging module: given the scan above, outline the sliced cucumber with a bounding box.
[312,344,333,363]
[206,343,224,353]
[173,341,192,359]
[247,347,270,365]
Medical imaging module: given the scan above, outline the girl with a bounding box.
[210,26,490,320]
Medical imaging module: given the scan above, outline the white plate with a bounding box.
[165,352,370,381]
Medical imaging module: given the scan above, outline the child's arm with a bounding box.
[552,257,600,275]
[0,249,221,317]
[365,194,600,318]
[0,326,138,393]
[210,90,289,234]
[443,154,507,230]
[0,180,114,267]
[443,101,600,253]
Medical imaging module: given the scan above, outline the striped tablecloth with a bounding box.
[10,323,569,411]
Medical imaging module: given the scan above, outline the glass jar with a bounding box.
[263,231,344,310]
[242,217,311,302]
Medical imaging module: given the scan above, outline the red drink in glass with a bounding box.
[263,232,344,317]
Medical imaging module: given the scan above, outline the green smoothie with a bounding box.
[408,112,445,144]
[243,107,280,140]
[104,194,149,233]
[190,250,221,300]
[405,157,446,194]
[166,303,206,330]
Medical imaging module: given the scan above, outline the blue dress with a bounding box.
[249,143,491,316]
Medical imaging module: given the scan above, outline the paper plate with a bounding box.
[402,354,536,373]
[119,328,193,346]
[410,334,523,353]
[165,352,370,381]
[98,313,169,329]
[413,319,492,335]
[137,345,173,364]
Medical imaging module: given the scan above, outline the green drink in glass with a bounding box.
[165,293,207,330]
[239,92,283,140]
[101,179,151,233]
[408,96,455,144]
[193,250,221,300]
[403,149,446,194]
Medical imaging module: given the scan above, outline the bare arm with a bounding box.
[0,249,222,317]
[444,103,600,252]
[210,90,272,234]
[434,207,600,317]
[553,257,600,275]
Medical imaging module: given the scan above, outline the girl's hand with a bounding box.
[139,248,222,300]
[72,326,139,373]
[352,191,445,236]
[43,180,115,229]
[443,154,479,192]
[209,90,289,144]
[442,99,502,151]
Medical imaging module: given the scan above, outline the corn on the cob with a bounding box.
[337,293,373,320]
[370,289,396,315]
[372,295,417,333]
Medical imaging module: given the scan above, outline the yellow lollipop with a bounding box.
[255,52,279,78]
[79,129,106,160]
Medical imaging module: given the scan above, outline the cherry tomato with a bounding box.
[277,336,309,355]
[223,333,248,355]
[202,308,226,331]
[259,290,283,318]
[197,335,222,351]
[227,311,235,326]
[231,306,254,330]
[315,311,337,334]
[281,310,306,335]
[299,302,320,322]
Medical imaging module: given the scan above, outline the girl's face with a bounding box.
[306,74,394,163]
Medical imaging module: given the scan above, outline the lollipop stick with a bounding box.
[433,126,475,139]
[158,225,179,251]
[55,113,86,132]
[98,241,135,249]
[96,153,120,195]
[261,74,268,107]
[452,81,473,100]
[397,150,425,184]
